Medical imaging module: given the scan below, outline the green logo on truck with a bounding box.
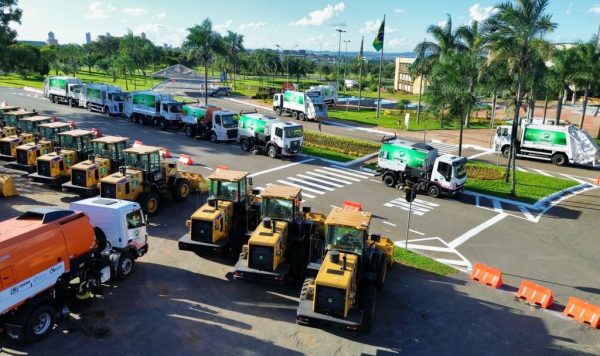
[380,143,427,168]
[49,78,66,90]
[133,94,156,108]
[86,88,102,100]
[524,128,567,146]
[284,91,304,105]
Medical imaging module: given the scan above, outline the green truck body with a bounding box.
[239,114,268,135]
[522,128,567,147]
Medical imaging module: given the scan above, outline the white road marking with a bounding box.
[531,168,553,177]
[277,180,323,195]
[383,203,425,216]
[405,244,453,253]
[382,221,396,227]
[313,169,360,182]
[436,258,471,267]
[518,206,536,222]
[369,179,382,183]
[330,205,339,209]
[467,151,493,159]
[516,166,527,172]
[448,213,509,249]
[558,173,587,184]
[203,166,214,171]
[409,229,425,236]
[296,174,344,188]
[321,166,370,179]
[492,199,503,213]
[286,177,335,191]
[385,201,431,213]
[248,158,315,177]
[305,171,354,184]
[331,165,375,177]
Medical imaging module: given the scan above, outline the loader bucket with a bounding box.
[0,175,18,197]
[179,171,209,193]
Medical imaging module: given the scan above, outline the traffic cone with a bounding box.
[91,128,101,137]
[216,165,229,170]
[179,154,194,165]
[159,148,171,158]
[133,140,144,147]
[68,120,77,129]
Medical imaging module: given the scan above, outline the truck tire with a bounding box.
[185,125,195,137]
[298,112,306,121]
[276,107,282,116]
[68,98,74,107]
[52,95,58,104]
[104,106,109,115]
[551,153,567,166]
[240,138,251,152]
[267,145,278,158]
[292,111,299,120]
[501,145,511,159]
[359,285,377,334]
[209,131,218,143]
[116,252,135,280]
[376,256,388,291]
[24,304,55,342]
[172,179,191,202]
[427,184,440,198]
[139,190,161,217]
[87,103,92,111]
[159,120,167,131]
[382,173,396,187]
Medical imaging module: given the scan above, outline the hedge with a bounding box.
[304,130,380,157]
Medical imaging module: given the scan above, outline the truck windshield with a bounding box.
[209,180,239,201]
[260,198,293,221]
[326,226,365,255]
[169,104,182,113]
[221,114,239,128]
[453,159,467,179]
[126,209,144,229]
[110,93,124,102]
[284,126,303,138]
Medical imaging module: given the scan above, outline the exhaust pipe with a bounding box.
[342,255,347,271]
[330,250,340,264]
[119,166,126,176]
[54,146,61,154]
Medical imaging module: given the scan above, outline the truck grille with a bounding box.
[315,285,346,318]
[227,129,238,139]
[100,183,116,198]
[249,245,274,271]
[71,169,87,187]
[0,142,11,156]
[290,140,300,149]
[16,149,28,164]
[191,220,213,243]
[37,161,51,177]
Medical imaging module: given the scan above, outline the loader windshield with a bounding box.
[260,198,293,221]
[209,180,239,202]
[60,134,92,151]
[326,225,366,255]
[94,141,126,160]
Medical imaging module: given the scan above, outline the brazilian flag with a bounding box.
[372,18,385,52]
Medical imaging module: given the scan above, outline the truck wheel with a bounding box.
[139,116,146,125]
[267,145,278,158]
[172,179,191,202]
[209,131,218,143]
[185,125,195,137]
[116,252,135,280]
[104,106,109,115]
[376,256,388,291]
[52,95,58,104]
[140,191,160,217]
[292,111,299,120]
[276,107,282,116]
[359,285,377,334]
[87,103,92,111]
[68,98,73,107]
[298,112,306,121]
[382,173,396,187]
[501,146,511,158]
[159,120,167,130]
[427,184,440,198]
[240,138,251,152]
[551,153,567,166]
[24,304,55,342]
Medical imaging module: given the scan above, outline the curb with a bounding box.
[23,86,43,95]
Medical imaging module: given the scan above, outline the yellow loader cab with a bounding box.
[29,129,95,187]
[1,109,35,129]
[233,184,326,284]
[296,206,395,334]
[0,132,34,160]
[99,145,208,216]
[17,115,53,134]
[62,136,128,197]
[0,126,17,138]
[0,105,20,121]
[178,168,261,257]
[7,122,72,172]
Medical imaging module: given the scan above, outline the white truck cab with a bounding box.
[429,154,468,195]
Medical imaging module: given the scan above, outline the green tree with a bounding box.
[223,31,245,90]
[40,45,59,75]
[57,44,83,76]
[183,19,225,104]
[483,0,556,195]
[548,47,577,125]
[456,21,486,127]
[571,38,600,128]
[0,0,22,70]
[6,43,41,79]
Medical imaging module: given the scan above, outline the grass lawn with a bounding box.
[394,248,457,276]
[302,145,358,162]
[465,161,579,204]
[0,71,159,91]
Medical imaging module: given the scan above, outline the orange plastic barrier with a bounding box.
[563,297,600,328]
[159,148,171,158]
[216,165,229,170]
[516,280,553,309]
[133,140,143,147]
[470,263,503,289]
[595,175,600,186]
[91,128,101,137]
[342,200,363,211]
[179,154,194,165]
[68,120,77,129]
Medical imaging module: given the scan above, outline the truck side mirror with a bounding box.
[371,234,381,242]
[144,214,149,225]
[186,219,191,228]
[302,206,311,214]
[252,189,260,196]
[248,177,253,186]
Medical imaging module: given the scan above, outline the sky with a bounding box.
[13,0,600,53]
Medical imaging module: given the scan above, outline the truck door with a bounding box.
[125,208,147,249]
[214,115,222,135]
[274,127,284,147]
[435,161,452,183]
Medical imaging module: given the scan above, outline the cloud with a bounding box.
[156,12,166,18]
[589,5,600,14]
[469,4,498,22]
[121,8,147,16]
[290,2,345,26]
[393,8,407,14]
[237,22,267,31]
[214,19,232,33]
[85,1,117,20]
[359,19,396,35]
[437,20,447,27]
[134,24,187,47]
[387,38,409,49]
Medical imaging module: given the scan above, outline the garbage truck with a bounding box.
[495,123,599,166]
[307,85,338,107]
[237,112,304,158]
[123,91,183,130]
[377,139,467,198]
[181,103,239,142]
[70,83,125,115]
[43,76,83,104]
[273,90,328,121]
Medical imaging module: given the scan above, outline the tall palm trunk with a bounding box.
[579,86,589,129]
[464,80,474,128]
[505,63,524,197]
[555,91,564,125]
[416,75,424,124]
[542,95,548,124]
[204,58,209,105]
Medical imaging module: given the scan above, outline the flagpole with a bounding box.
[376,15,385,126]
[358,36,364,111]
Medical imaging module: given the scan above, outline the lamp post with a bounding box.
[335,28,346,91]
[276,44,298,86]
[343,39,351,94]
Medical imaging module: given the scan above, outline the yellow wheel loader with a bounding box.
[29,129,96,187]
[0,109,35,130]
[296,203,395,334]
[0,104,20,121]
[8,122,72,173]
[62,135,128,196]
[0,132,34,161]
[99,145,208,216]
[178,168,261,257]
[233,184,326,284]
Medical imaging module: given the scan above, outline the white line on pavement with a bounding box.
[382,221,397,227]
[313,169,361,182]
[305,171,354,184]
[409,229,425,236]
[558,173,587,184]
[321,166,370,179]
[492,199,503,213]
[531,168,553,177]
[369,179,382,183]
[436,258,471,267]
[467,151,493,159]
[331,165,375,177]
[248,158,315,177]
[287,177,335,191]
[406,244,453,253]
[296,174,344,188]
[277,180,324,195]
[448,213,508,249]
[516,166,527,172]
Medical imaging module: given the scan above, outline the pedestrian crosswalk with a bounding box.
[427,142,458,155]
[6,92,43,100]
[255,165,374,200]
[384,197,440,216]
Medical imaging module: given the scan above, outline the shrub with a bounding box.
[304,130,380,157]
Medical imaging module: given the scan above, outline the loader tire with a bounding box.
[172,179,191,202]
[359,285,377,334]
[140,190,160,217]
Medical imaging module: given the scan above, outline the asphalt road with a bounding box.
[1,87,599,354]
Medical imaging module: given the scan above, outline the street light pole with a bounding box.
[343,40,351,94]
[335,28,346,91]
[276,44,297,86]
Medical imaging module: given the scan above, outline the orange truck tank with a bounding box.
[0,208,110,342]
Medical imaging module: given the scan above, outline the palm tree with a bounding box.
[223,31,245,91]
[183,19,225,104]
[410,39,434,125]
[483,0,556,195]
[456,21,486,128]
[548,47,577,125]
[479,58,513,144]
[572,38,600,128]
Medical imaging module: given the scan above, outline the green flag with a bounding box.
[372,18,385,51]
[357,36,364,62]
